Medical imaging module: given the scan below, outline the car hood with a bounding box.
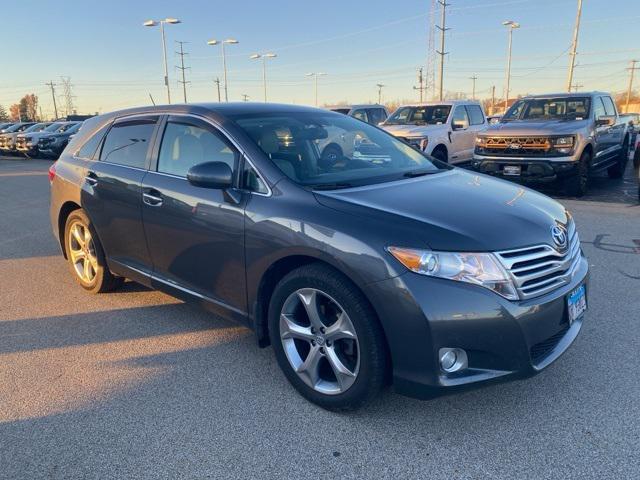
[314,169,569,252]
[484,119,590,136]
[381,124,444,137]
[18,131,49,140]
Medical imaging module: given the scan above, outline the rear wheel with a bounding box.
[608,136,629,179]
[565,150,590,197]
[268,264,387,411]
[64,209,123,293]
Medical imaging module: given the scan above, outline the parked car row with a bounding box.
[0,120,83,158]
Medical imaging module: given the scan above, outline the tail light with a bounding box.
[48,163,57,183]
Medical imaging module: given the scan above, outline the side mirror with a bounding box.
[187,161,233,189]
[452,121,467,130]
[377,121,385,126]
[596,115,615,127]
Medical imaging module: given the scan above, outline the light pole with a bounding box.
[250,52,277,102]
[502,20,520,112]
[376,83,385,104]
[305,72,326,106]
[144,18,181,104]
[208,38,239,102]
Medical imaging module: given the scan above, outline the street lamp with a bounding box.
[376,83,385,104]
[305,72,327,107]
[250,52,277,102]
[502,20,520,112]
[144,17,181,104]
[208,38,239,102]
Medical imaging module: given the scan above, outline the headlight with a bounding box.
[552,136,574,146]
[387,247,518,300]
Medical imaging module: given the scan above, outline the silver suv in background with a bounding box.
[473,92,631,196]
[327,104,389,125]
[381,100,487,165]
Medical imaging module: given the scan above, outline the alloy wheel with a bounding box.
[279,288,360,395]
[67,220,99,284]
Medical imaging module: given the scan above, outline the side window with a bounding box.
[452,106,470,128]
[366,108,386,125]
[593,98,606,119]
[241,160,268,194]
[157,121,238,177]
[351,109,369,123]
[465,105,485,125]
[76,123,110,160]
[601,96,617,116]
[100,120,156,168]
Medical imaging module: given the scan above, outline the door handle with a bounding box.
[142,192,163,207]
[85,172,98,187]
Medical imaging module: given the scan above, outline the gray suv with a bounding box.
[473,92,631,196]
[50,103,588,410]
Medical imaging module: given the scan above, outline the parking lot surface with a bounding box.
[1,156,639,479]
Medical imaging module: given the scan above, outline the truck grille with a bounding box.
[477,136,551,157]
[495,222,582,299]
[15,137,27,149]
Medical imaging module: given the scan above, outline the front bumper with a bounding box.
[470,154,579,182]
[364,255,589,399]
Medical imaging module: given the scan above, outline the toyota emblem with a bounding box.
[551,225,568,250]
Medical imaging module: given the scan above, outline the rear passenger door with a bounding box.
[465,104,487,157]
[449,105,474,163]
[141,115,248,320]
[81,115,159,283]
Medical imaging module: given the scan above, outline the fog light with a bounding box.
[439,347,468,373]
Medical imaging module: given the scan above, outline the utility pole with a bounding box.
[566,0,583,93]
[175,41,190,103]
[242,94,250,102]
[436,0,450,101]
[376,83,385,104]
[625,60,639,113]
[46,81,58,119]
[491,85,496,115]
[469,75,478,100]
[413,67,425,102]
[214,77,221,102]
[571,83,584,92]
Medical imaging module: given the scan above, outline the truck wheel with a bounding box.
[268,263,388,411]
[431,147,448,163]
[608,136,629,179]
[565,151,590,197]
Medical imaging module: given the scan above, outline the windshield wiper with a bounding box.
[403,169,440,178]
[309,182,354,190]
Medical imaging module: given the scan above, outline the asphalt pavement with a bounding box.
[1,156,639,479]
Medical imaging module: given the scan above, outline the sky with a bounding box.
[1,0,639,118]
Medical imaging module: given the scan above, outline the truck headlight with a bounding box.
[552,136,575,154]
[387,247,518,300]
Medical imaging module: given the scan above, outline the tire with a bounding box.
[319,144,343,170]
[608,136,629,179]
[565,150,590,197]
[64,209,123,293]
[268,263,388,411]
[431,147,448,163]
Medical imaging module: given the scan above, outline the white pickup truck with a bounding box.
[380,100,487,165]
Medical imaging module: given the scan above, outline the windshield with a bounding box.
[503,97,590,121]
[384,105,451,125]
[65,122,82,134]
[232,111,445,188]
[6,123,31,132]
[44,122,64,132]
[25,123,50,133]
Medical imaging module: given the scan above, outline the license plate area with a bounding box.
[567,284,587,325]
[503,165,521,176]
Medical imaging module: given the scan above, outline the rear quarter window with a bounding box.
[75,123,111,160]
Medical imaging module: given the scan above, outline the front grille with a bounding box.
[530,325,570,362]
[476,136,555,157]
[15,138,26,148]
[495,222,582,299]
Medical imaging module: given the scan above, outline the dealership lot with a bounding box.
[1,157,639,479]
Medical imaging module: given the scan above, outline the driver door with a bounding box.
[449,105,473,163]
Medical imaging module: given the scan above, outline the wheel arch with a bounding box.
[57,201,82,259]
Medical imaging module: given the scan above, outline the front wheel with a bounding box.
[564,150,590,197]
[64,209,123,293]
[268,264,388,411]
